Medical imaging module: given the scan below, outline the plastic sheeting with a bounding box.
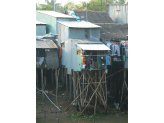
[36,33,54,40]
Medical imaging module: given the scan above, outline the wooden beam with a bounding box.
[51,69,53,84]
[41,69,43,93]
[66,68,68,92]
[36,69,38,88]
[69,74,72,99]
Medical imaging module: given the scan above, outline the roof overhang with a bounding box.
[36,40,57,49]
[77,43,110,50]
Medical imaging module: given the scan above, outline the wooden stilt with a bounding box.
[51,69,53,84]
[41,69,43,93]
[44,76,46,89]
[80,72,105,115]
[36,69,38,88]
[82,72,84,107]
[55,68,60,105]
[69,74,72,99]
[105,72,107,105]
[99,71,102,104]
[66,68,68,92]
[94,94,97,123]
[73,71,77,99]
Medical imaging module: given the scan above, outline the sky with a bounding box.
[36,0,90,6]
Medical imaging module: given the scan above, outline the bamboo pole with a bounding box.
[64,72,95,111]
[82,72,84,107]
[86,72,107,109]
[94,94,97,123]
[80,72,105,115]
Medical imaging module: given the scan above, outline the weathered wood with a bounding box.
[36,69,38,88]
[86,72,106,109]
[65,68,68,92]
[105,73,107,105]
[80,72,105,115]
[69,74,72,99]
[41,69,43,93]
[51,69,53,84]
[80,81,107,84]
[94,94,97,123]
[99,71,102,104]
[55,68,60,105]
[65,73,93,111]
[73,71,77,99]
[44,76,46,88]
[82,72,84,107]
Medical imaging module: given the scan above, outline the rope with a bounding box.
[36,87,60,110]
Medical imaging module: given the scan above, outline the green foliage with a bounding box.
[64,1,75,10]
[64,0,115,11]
[40,4,53,10]
[117,0,126,4]
[43,0,65,13]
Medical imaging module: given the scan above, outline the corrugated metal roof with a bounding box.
[36,20,46,25]
[37,11,76,18]
[71,38,101,43]
[58,21,101,28]
[36,40,57,48]
[77,43,110,50]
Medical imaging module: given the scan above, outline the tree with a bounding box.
[40,4,53,10]
[118,0,126,4]
[64,1,76,10]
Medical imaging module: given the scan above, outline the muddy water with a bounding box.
[36,113,128,123]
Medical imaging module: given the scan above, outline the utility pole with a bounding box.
[101,0,102,11]
[54,0,56,11]
[106,0,107,12]
[86,2,88,21]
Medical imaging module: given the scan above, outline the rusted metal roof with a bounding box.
[36,20,46,25]
[36,40,57,48]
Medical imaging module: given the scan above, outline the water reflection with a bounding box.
[36,113,128,123]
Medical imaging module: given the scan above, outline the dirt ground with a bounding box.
[36,89,79,119]
[36,87,127,120]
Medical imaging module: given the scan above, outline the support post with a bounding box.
[69,74,72,99]
[51,69,53,84]
[36,69,38,88]
[41,69,43,93]
[66,68,68,92]
[73,71,77,99]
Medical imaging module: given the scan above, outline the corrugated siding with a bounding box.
[69,28,91,39]
[36,12,56,35]
[71,40,77,71]
[107,4,128,23]
[36,25,46,35]
[90,28,100,40]
[56,18,75,35]
[58,23,69,46]
[45,49,59,69]
[64,39,72,74]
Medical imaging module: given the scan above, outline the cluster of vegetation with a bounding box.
[36,0,128,12]
[68,110,124,121]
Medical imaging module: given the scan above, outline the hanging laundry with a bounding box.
[115,45,120,56]
[106,42,112,53]
[36,57,44,65]
[59,46,62,58]
[106,56,111,65]
[121,41,126,46]
[125,41,128,46]
[37,57,40,62]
